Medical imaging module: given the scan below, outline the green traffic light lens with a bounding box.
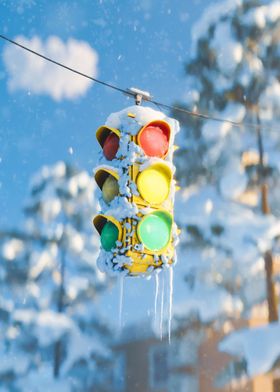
[101,221,119,251]
[138,211,172,251]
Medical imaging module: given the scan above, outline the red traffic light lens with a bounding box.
[139,124,169,158]
[103,133,119,160]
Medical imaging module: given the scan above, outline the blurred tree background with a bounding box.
[0,163,113,391]
[174,0,280,387]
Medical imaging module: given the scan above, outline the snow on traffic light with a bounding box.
[93,105,180,277]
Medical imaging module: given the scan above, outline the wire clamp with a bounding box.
[126,87,152,106]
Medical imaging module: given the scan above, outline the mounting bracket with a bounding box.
[126,87,152,106]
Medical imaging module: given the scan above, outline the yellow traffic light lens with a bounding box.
[95,169,120,204]
[102,175,119,203]
[137,164,171,205]
[137,211,172,251]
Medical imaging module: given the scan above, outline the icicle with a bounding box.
[168,267,174,344]
[159,272,165,341]
[118,275,125,333]
[154,273,159,332]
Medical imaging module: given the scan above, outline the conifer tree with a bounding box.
[175,0,280,384]
[0,162,113,391]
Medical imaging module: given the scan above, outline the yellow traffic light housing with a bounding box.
[93,106,180,277]
[96,126,121,147]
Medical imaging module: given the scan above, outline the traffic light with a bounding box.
[93,106,180,277]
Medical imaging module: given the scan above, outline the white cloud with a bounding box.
[2,35,98,101]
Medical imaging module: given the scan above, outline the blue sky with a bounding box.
[0,0,212,227]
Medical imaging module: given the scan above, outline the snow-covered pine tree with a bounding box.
[0,235,33,390]
[176,0,280,190]
[174,0,280,386]
[0,162,113,391]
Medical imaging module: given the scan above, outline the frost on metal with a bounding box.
[94,105,180,278]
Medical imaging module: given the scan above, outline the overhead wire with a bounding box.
[0,33,277,132]
[152,100,258,130]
